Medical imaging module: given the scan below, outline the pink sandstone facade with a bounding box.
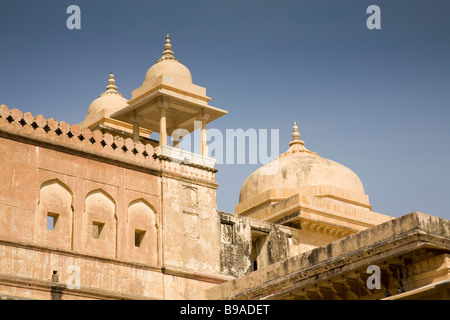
[0,104,227,299]
[1,36,448,300]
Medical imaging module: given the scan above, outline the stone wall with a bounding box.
[161,165,221,275]
[219,212,292,278]
[0,105,226,299]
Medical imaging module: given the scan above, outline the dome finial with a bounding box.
[105,72,118,93]
[156,33,179,63]
[100,72,123,97]
[290,121,304,146]
[292,121,301,141]
[281,121,315,155]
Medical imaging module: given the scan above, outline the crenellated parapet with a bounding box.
[0,104,155,164]
[0,104,216,182]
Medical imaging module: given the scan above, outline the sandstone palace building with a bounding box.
[0,35,449,300]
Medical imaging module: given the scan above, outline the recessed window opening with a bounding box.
[47,212,60,231]
[251,230,269,271]
[93,221,105,240]
[135,229,146,247]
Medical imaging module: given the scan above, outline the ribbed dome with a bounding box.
[239,122,365,203]
[144,34,192,84]
[86,73,127,118]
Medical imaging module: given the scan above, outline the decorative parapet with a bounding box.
[0,105,217,182]
[0,105,158,169]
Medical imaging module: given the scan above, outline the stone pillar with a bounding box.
[199,112,210,157]
[201,119,208,157]
[159,104,169,147]
[132,121,140,143]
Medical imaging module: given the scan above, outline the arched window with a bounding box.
[127,199,157,265]
[37,179,73,250]
[83,189,117,259]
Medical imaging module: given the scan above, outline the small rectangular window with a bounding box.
[93,221,105,240]
[135,229,146,247]
[47,212,59,231]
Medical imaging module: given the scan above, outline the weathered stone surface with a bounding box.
[206,212,450,300]
[219,212,293,278]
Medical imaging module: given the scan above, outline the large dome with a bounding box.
[144,34,192,84]
[145,59,192,83]
[239,122,366,203]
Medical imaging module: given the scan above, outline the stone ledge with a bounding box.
[0,237,161,273]
[240,192,392,232]
[205,211,450,300]
[0,238,232,292]
[235,185,372,216]
[382,278,450,300]
[162,264,234,285]
[0,274,155,300]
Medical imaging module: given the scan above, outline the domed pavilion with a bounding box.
[235,122,392,253]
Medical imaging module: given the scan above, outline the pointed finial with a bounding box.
[163,34,174,57]
[100,72,123,97]
[292,121,301,141]
[290,121,304,146]
[156,33,179,63]
[279,121,317,157]
[105,72,118,93]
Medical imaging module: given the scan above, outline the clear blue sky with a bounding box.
[1,0,449,219]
